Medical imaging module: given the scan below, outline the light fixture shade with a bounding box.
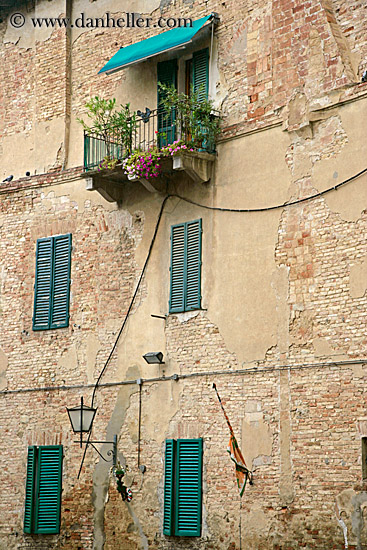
[67,401,97,433]
[143,351,164,364]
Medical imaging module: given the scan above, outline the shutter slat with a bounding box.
[33,235,71,330]
[185,220,201,310]
[193,49,209,102]
[24,446,37,534]
[50,234,71,328]
[163,439,176,536]
[32,239,52,330]
[34,446,63,534]
[175,439,203,537]
[169,220,202,313]
[157,60,177,146]
[169,225,185,312]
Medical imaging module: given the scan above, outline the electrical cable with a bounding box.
[2,164,367,406]
[91,195,170,407]
[76,196,169,477]
[4,163,366,477]
[170,166,367,213]
[1,357,365,396]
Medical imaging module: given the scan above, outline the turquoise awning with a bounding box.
[99,14,213,74]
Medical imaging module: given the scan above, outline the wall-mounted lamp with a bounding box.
[67,397,117,468]
[67,398,134,500]
[142,351,164,364]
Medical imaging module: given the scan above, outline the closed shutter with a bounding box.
[175,439,203,537]
[33,238,53,330]
[169,220,202,313]
[34,446,63,534]
[185,220,202,311]
[193,49,209,102]
[163,439,176,536]
[24,446,37,534]
[33,234,71,330]
[169,224,186,313]
[50,234,72,329]
[157,59,177,146]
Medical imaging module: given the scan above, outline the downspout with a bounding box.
[62,0,72,170]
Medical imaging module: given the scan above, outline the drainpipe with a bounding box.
[62,0,72,170]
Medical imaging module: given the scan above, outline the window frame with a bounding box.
[362,437,367,480]
[32,233,72,331]
[169,219,202,314]
[163,438,203,537]
[24,445,63,535]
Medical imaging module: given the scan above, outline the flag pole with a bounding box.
[212,382,252,550]
[239,495,242,550]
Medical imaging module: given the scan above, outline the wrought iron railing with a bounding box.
[83,107,219,172]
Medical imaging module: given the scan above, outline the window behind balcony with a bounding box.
[157,48,209,147]
[157,59,177,146]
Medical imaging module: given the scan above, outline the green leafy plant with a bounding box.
[78,96,137,157]
[158,84,220,151]
[97,156,119,172]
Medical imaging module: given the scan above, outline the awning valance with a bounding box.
[99,14,214,75]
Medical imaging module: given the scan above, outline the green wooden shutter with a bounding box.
[185,220,202,311]
[175,439,203,537]
[33,238,53,330]
[169,220,202,313]
[33,234,71,330]
[50,234,72,329]
[34,446,63,534]
[24,446,37,534]
[157,59,177,146]
[169,224,186,313]
[163,439,176,536]
[193,49,209,102]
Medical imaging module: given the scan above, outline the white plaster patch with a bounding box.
[174,310,200,323]
[0,348,8,391]
[349,257,367,299]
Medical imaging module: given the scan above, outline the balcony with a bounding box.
[81,106,218,202]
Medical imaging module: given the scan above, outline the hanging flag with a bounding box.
[213,383,253,496]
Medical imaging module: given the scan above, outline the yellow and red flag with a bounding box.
[213,383,253,497]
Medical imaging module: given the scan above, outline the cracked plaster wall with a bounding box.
[0,85,367,550]
[66,94,367,548]
[1,0,367,548]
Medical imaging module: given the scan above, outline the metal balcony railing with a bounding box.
[83,106,218,172]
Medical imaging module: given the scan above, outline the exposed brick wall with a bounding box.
[1,0,367,548]
[0,44,35,137]
[2,0,367,163]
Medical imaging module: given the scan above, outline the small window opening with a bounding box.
[362,437,367,480]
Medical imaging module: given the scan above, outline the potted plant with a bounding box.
[78,96,137,159]
[158,84,221,152]
[122,147,162,180]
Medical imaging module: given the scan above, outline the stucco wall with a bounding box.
[1,0,367,548]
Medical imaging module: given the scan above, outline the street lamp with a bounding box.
[67,397,97,447]
[66,398,133,501]
[66,397,117,470]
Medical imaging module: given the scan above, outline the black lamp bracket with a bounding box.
[74,434,117,466]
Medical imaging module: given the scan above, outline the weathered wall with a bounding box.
[1,0,367,548]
